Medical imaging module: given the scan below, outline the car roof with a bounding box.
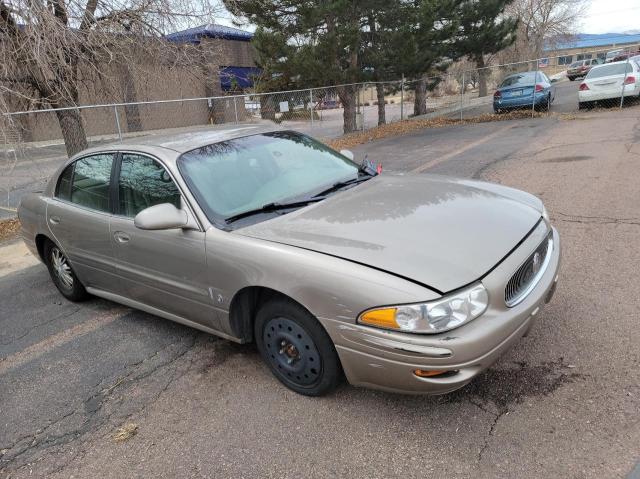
[75,124,284,159]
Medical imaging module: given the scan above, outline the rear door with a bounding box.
[46,153,117,290]
[109,152,221,330]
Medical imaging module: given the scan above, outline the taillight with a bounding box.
[494,90,501,98]
[623,76,636,85]
[579,83,589,91]
[535,84,544,92]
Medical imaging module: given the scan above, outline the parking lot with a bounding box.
[1,103,640,478]
[0,77,597,222]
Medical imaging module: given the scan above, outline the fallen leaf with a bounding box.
[113,423,138,443]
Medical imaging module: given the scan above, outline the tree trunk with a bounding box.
[119,64,141,132]
[337,85,357,134]
[376,83,386,126]
[260,95,276,121]
[413,78,427,116]
[55,108,88,157]
[477,56,488,98]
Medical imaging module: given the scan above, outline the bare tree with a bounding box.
[505,0,590,60]
[0,0,221,156]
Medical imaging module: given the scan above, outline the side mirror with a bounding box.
[134,203,196,230]
[340,149,355,161]
[550,78,558,83]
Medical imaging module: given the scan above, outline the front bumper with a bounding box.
[320,221,561,395]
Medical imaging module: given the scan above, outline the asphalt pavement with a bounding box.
[1,102,639,478]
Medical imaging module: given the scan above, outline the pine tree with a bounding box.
[453,0,519,97]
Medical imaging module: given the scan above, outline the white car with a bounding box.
[578,61,640,109]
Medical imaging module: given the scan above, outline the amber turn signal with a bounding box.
[359,308,399,329]
[413,369,451,378]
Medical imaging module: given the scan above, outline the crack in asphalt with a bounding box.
[0,306,82,347]
[554,212,640,226]
[477,409,508,463]
[447,358,586,465]
[0,333,199,474]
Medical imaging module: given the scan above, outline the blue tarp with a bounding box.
[219,66,262,90]
[166,24,253,44]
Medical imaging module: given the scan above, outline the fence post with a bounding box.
[310,88,314,127]
[400,75,404,121]
[361,84,365,132]
[532,59,539,117]
[460,71,465,121]
[114,106,122,142]
[233,97,239,124]
[620,56,630,109]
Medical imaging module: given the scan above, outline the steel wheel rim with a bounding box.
[51,247,73,288]
[263,317,322,386]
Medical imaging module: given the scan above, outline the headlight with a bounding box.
[358,284,489,334]
[542,205,549,221]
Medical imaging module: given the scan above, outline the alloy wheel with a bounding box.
[51,247,73,289]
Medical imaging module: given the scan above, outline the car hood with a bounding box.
[236,174,543,293]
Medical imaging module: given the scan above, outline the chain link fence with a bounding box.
[2,46,640,218]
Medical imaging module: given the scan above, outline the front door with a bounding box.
[109,152,220,330]
[46,153,117,291]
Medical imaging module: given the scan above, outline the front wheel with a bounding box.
[255,298,341,396]
[44,240,88,302]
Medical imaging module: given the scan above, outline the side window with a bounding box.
[64,154,114,212]
[118,153,181,218]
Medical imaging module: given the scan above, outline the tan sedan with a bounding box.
[18,127,560,396]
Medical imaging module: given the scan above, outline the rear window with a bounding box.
[499,72,539,87]
[586,63,633,79]
[569,62,582,68]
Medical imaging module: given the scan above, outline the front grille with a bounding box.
[505,232,553,307]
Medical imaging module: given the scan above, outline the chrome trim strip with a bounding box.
[505,236,554,307]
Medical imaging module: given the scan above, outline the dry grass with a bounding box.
[326,110,547,150]
[113,423,138,443]
[0,218,20,242]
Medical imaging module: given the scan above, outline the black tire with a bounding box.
[44,240,88,302]
[494,108,501,114]
[578,101,587,110]
[255,297,341,396]
[568,76,575,81]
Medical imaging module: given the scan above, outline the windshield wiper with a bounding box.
[312,173,374,199]
[225,199,324,224]
[313,157,380,199]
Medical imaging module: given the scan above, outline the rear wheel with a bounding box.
[44,240,88,302]
[255,298,341,396]
[568,76,575,81]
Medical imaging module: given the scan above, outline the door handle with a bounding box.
[49,216,61,225]
[113,231,130,243]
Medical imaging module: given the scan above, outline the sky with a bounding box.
[215,0,640,36]
[581,0,640,34]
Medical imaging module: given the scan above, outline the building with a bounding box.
[4,24,259,144]
[166,24,260,96]
[545,33,640,68]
